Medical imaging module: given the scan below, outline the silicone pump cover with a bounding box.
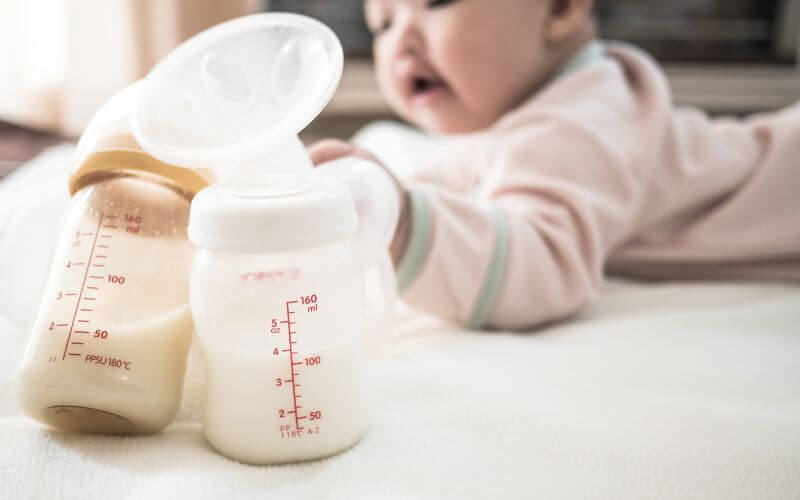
[132,13,343,169]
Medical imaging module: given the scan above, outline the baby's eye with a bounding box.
[426,0,457,8]
[370,18,393,36]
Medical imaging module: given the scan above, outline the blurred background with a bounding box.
[1,0,799,177]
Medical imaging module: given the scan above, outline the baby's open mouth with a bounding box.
[409,76,447,103]
[413,77,437,93]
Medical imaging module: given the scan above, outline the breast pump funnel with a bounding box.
[132,13,399,317]
[132,13,343,178]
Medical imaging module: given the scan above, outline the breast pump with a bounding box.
[135,13,399,464]
[18,13,398,464]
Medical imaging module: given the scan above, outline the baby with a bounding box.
[309,0,800,330]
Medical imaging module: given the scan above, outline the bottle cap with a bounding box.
[188,175,357,253]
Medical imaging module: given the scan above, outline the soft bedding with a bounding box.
[1,137,798,499]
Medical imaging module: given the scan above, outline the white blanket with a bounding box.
[1,141,799,499]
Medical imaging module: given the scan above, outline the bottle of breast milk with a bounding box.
[189,177,367,464]
[15,83,210,434]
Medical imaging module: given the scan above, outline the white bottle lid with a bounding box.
[188,175,358,253]
[131,13,343,170]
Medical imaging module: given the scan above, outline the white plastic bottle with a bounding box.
[189,177,367,464]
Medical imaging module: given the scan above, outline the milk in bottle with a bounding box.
[15,83,210,433]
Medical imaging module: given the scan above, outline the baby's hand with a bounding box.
[308,139,379,166]
[307,139,410,266]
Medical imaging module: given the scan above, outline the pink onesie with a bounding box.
[395,41,800,330]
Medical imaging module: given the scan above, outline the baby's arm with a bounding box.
[310,119,647,330]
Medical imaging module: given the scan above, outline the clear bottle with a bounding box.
[15,84,210,434]
[189,177,367,464]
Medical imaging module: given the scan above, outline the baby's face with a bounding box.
[365,0,554,134]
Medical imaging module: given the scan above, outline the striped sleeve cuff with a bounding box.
[396,189,433,294]
[467,209,510,329]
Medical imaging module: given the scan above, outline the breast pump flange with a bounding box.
[132,13,398,464]
[132,13,399,297]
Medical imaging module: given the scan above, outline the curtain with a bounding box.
[0,0,260,137]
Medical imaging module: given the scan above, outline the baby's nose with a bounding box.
[391,13,426,58]
[393,57,418,78]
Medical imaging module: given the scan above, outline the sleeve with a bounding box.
[395,117,651,330]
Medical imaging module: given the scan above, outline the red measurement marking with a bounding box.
[92,264,105,268]
[78,320,89,323]
[80,308,93,312]
[71,262,85,266]
[89,275,104,279]
[75,330,89,334]
[71,342,84,345]
[62,213,103,360]
[56,323,68,327]
[103,225,117,229]
[95,255,107,258]
[285,300,303,431]
[87,286,98,290]
[83,297,96,301]
[64,293,77,296]
[68,353,81,357]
